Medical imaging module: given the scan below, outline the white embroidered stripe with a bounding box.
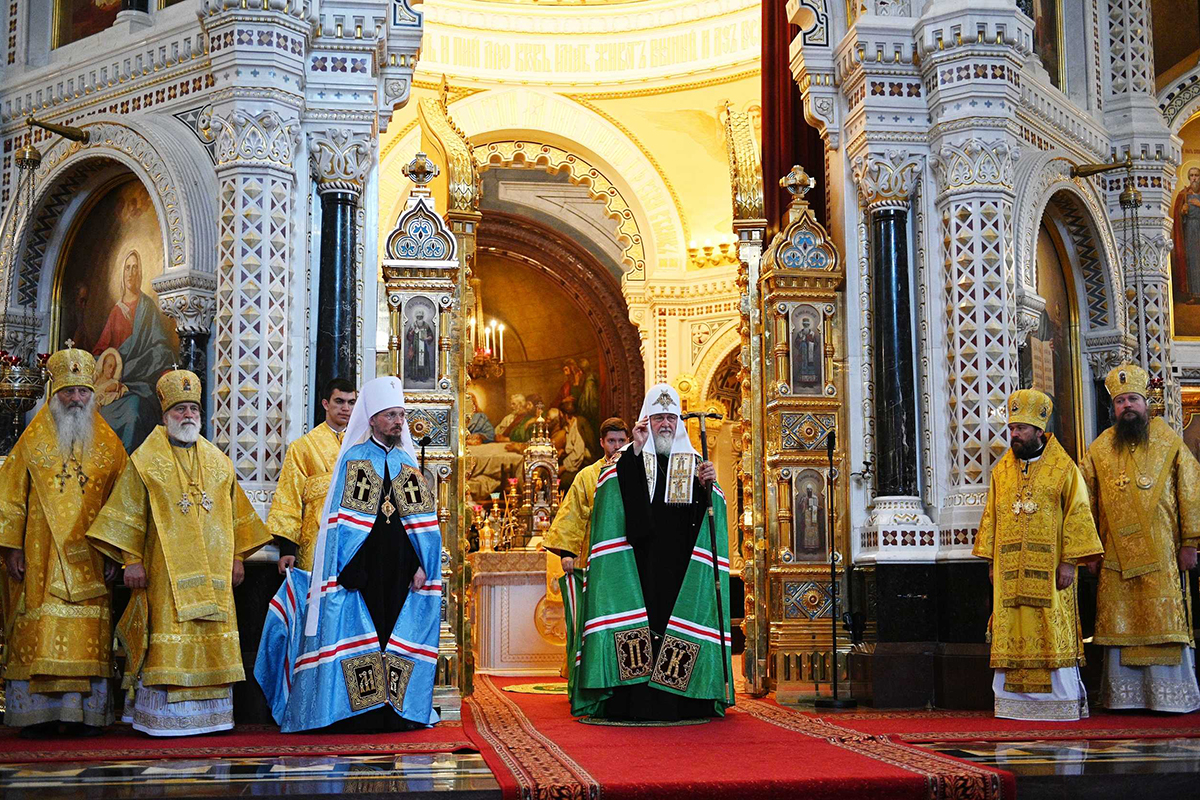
[268,599,287,624]
[387,637,438,663]
[331,508,376,526]
[583,609,648,636]
[285,580,298,615]
[690,547,730,570]
[596,467,618,488]
[589,539,631,559]
[294,634,379,673]
[667,616,732,645]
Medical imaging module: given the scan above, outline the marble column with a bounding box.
[850,150,933,543]
[309,128,374,425]
[869,207,917,496]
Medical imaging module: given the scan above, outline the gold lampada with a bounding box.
[0,117,91,441]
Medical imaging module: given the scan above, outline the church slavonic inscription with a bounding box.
[614,627,653,681]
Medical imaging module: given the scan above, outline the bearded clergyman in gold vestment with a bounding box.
[87,369,270,736]
[1081,364,1200,713]
[973,389,1103,721]
[0,345,127,735]
[268,379,355,573]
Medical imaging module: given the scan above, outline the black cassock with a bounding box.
[329,455,421,733]
[602,450,715,721]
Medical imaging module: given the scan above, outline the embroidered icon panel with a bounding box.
[394,465,435,515]
[613,626,653,681]
[342,459,383,514]
[341,652,388,712]
[652,634,701,692]
[385,653,415,712]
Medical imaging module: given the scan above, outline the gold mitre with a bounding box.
[1007,388,1053,430]
[1105,363,1148,399]
[156,368,202,412]
[47,340,95,395]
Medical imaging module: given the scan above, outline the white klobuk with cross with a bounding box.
[381,152,465,694]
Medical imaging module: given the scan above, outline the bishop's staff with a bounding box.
[680,410,731,703]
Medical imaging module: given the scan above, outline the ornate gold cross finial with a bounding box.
[403,152,439,186]
[780,165,815,198]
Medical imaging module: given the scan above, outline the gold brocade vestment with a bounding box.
[544,458,607,569]
[1080,418,1200,664]
[972,435,1103,693]
[86,427,270,700]
[266,422,342,570]
[0,407,126,692]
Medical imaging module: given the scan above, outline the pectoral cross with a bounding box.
[1114,472,1130,491]
[55,461,72,492]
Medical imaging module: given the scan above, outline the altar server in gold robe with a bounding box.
[544,417,630,575]
[87,369,270,736]
[0,344,127,736]
[269,378,356,572]
[1081,364,1200,713]
[973,389,1103,721]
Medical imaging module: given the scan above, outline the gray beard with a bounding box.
[49,395,95,458]
[653,430,674,453]
[166,417,200,444]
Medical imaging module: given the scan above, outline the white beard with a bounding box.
[653,429,674,454]
[166,417,200,444]
[50,395,95,458]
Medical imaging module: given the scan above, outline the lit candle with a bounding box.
[489,320,497,358]
[498,323,505,362]
[484,325,491,354]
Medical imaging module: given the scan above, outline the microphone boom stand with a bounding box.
[815,429,856,710]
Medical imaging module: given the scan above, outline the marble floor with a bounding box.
[0,751,500,800]
[926,738,1200,800]
[2,735,1199,798]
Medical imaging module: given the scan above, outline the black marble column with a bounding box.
[178,331,210,440]
[870,208,918,496]
[314,190,358,426]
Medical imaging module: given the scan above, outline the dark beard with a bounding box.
[1012,435,1045,461]
[1114,412,1149,449]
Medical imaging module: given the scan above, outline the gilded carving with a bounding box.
[417,83,479,214]
[723,105,765,222]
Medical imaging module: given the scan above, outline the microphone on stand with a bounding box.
[815,427,856,709]
[418,435,432,474]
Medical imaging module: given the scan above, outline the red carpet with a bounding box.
[807,707,1200,743]
[462,675,1014,800]
[0,721,474,763]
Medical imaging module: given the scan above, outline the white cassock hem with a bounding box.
[122,681,234,737]
[1100,646,1200,713]
[992,667,1089,721]
[3,678,113,728]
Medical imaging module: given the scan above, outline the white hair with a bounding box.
[165,415,200,444]
[653,428,674,454]
[49,393,95,458]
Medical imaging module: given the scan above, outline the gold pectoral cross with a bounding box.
[55,461,72,492]
[1114,472,1130,491]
